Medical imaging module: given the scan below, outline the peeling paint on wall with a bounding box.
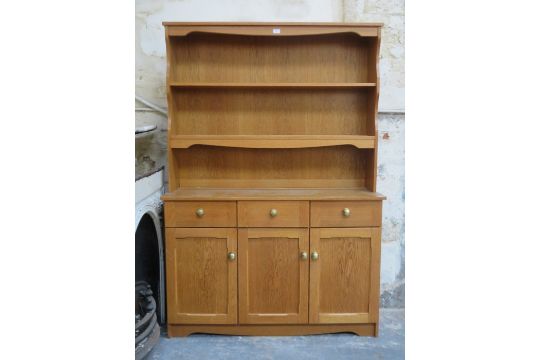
[378,113,405,307]
[344,0,405,110]
[135,128,167,179]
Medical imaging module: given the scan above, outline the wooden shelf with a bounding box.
[165,23,381,192]
[169,82,376,88]
[162,188,386,201]
[169,135,376,149]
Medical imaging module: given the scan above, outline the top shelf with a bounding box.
[163,21,384,27]
[163,23,381,38]
[169,82,376,88]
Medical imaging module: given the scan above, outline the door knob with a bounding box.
[227,252,236,261]
[342,208,351,217]
[270,208,278,217]
[311,251,319,261]
[195,208,205,217]
[299,251,308,260]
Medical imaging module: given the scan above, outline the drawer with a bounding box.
[238,201,309,227]
[311,201,382,227]
[164,201,237,227]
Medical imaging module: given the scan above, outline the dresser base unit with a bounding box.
[168,323,377,337]
[163,198,383,337]
[161,22,385,338]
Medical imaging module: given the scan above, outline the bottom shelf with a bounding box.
[161,188,386,201]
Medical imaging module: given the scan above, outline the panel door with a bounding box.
[238,228,309,324]
[165,228,237,324]
[309,228,381,324]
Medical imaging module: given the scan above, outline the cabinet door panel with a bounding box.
[166,228,237,324]
[309,228,380,324]
[239,228,309,324]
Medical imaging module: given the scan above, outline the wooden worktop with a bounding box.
[162,188,386,201]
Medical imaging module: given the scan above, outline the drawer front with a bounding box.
[238,201,309,227]
[311,201,382,227]
[164,201,237,227]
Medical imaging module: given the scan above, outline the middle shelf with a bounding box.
[169,84,376,137]
[169,135,376,149]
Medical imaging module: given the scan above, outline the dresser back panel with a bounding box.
[170,33,376,83]
[174,145,370,189]
[171,87,372,136]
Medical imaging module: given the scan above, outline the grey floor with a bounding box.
[147,309,404,360]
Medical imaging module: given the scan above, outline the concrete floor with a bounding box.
[147,309,404,360]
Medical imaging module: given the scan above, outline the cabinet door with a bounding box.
[165,228,237,324]
[238,228,309,324]
[309,228,381,324]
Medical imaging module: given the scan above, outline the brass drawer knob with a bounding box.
[195,208,205,217]
[311,251,319,261]
[270,208,278,217]
[299,251,308,260]
[227,252,236,261]
[342,208,351,217]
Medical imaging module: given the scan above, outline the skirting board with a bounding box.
[168,323,378,337]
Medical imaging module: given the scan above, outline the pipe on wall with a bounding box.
[135,95,167,116]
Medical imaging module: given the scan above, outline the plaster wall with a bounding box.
[135,0,405,307]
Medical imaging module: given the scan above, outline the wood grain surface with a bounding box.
[310,201,382,227]
[238,228,309,324]
[309,228,379,324]
[161,23,383,337]
[164,201,237,227]
[238,201,309,227]
[165,228,238,324]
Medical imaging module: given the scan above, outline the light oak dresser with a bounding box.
[161,22,385,337]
